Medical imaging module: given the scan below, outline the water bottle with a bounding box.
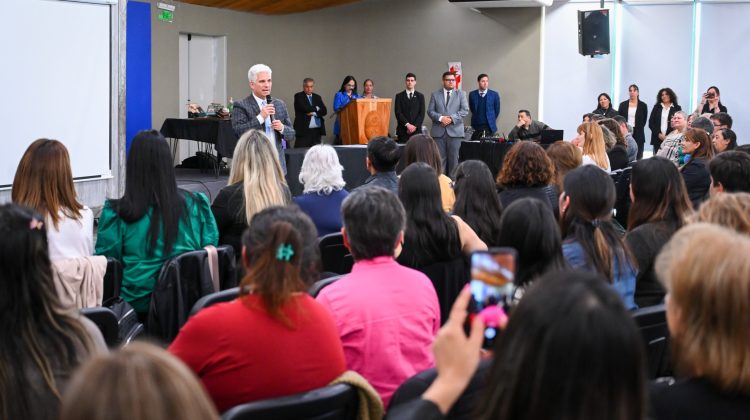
[228,97,234,113]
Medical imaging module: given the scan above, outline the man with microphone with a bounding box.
[231,63,295,173]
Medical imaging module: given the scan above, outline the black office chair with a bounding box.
[308,275,345,298]
[81,306,120,348]
[632,303,671,378]
[318,233,354,275]
[389,359,491,418]
[221,383,358,420]
[190,287,240,316]
[611,166,632,227]
[102,257,123,307]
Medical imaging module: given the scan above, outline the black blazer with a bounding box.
[394,90,425,140]
[593,107,618,119]
[648,103,682,146]
[618,99,648,146]
[681,157,711,209]
[293,92,328,136]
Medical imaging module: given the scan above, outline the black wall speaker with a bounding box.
[578,9,610,56]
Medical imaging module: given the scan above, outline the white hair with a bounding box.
[247,64,272,83]
[299,145,346,195]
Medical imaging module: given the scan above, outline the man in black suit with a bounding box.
[293,78,327,148]
[394,73,425,143]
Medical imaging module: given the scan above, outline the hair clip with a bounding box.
[29,218,44,230]
[276,243,295,262]
[591,219,601,228]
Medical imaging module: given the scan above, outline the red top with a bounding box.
[169,293,347,413]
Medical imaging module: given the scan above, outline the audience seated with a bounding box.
[690,116,714,136]
[496,141,558,215]
[293,144,349,236]
[12,139,93,260]
[710,111,733,130]
[546,141,582,195]
[690,193,750,235]
[0,204,106,420]
[712,128,737,153]
[576,122,611,173]
[708,150,750,194]
[624,157,692,307]
[679,128,714,209]
[95,130,218,317]
[61,342,218,420]
[656,111,689,165]
[316,187,440,405]
[652,224,750,419]
[451,160,503,247]
[612,115,639,162]
[170,206,344,412]
[559,165,637,309]
[403,134,455,211]
[212,129,291,253]
[388,271,647,419]
[354,136,400,195]
[496,198,569,300]
[599,118,630,171]
[397,163,486,269]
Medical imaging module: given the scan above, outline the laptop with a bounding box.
[539,129,564,145]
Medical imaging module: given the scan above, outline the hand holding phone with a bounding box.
[467,248,517,349]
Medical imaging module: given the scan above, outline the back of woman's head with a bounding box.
[299,144,345,195]
[452,160,503,246]
[230,130,288,224]
[12,139,83,229]
[403,134,443,176]
[599,118,627,147]
[240,206,318,325]
[115,130,185,255]
[0,204,94,419]
[578,122,608,168]
[60,342,218,420]
[497,141,553,188]
[478,270,646,420]
[546,141,582,190]
[689,192,750,235]
[684,128,715,161]
[628,156,692,230]
[399,162,444,217]
[497,198,567,287]
[561,165,627,282]
[655,223,750,394]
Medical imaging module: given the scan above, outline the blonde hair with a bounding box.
[228,130,289,225]
[655,223,750,394]
[60,342,219,420]
[578,122,609,170]
[299,145,345,195]
[689,192,750,234]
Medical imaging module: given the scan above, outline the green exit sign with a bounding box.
[158,10,173,23]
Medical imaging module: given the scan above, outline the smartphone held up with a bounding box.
[467,248,517,349]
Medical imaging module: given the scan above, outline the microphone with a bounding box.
[266,95,283,146]
[265,95,275,122]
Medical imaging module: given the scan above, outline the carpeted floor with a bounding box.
[175,168,228,204]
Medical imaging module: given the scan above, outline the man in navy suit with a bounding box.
[231,63,295,173]
[468,73,501,140]
[428,71,469,177]
[293,77,327,148]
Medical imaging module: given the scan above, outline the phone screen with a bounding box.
[467,248,517,349]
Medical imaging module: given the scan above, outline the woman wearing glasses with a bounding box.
[333,75,360,144]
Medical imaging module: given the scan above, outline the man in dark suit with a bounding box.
[231,63,295,173]
[428,71,469,177]
[468,73,501,140]
[293,78,327,148]
[394,73,425,143]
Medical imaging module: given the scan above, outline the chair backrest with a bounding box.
[389,359,491,419]
[632,303,672,378]
[611,166,632,227]
[418,257,470,325]
[81,306,119,348]
[308,275,345,298]
[318,233,354,275]
[102,257,122,307]
[190,287,240,317]
[221,383,358,420]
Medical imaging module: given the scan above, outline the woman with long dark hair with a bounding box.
[333,75,360,143]
[618,84,649,159]
[0,204,106,420]
[452,160,503,247]
[593,92,618,118]
[625,157,692,307]
[12,139,93,260]
[559,165,637,309]
[170,206,345,413]
[680,128,715,209]
[648,87,682,154]
[695,85,727,115]
[404,134,454,212]
[96,130,218,316]
[397,163,486,270]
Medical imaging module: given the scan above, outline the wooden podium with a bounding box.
[339,98,392,145]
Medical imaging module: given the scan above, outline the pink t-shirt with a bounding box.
[316,256,440,406]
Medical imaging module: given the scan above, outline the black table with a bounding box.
[160,118,239,158]
[458,141,513,177]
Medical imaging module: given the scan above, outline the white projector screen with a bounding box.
[0,0,112,188]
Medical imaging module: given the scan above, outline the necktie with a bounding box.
[408,92,412,100]
[445,91,450,106]
[263,100,274,140]
[480,92,485,98]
